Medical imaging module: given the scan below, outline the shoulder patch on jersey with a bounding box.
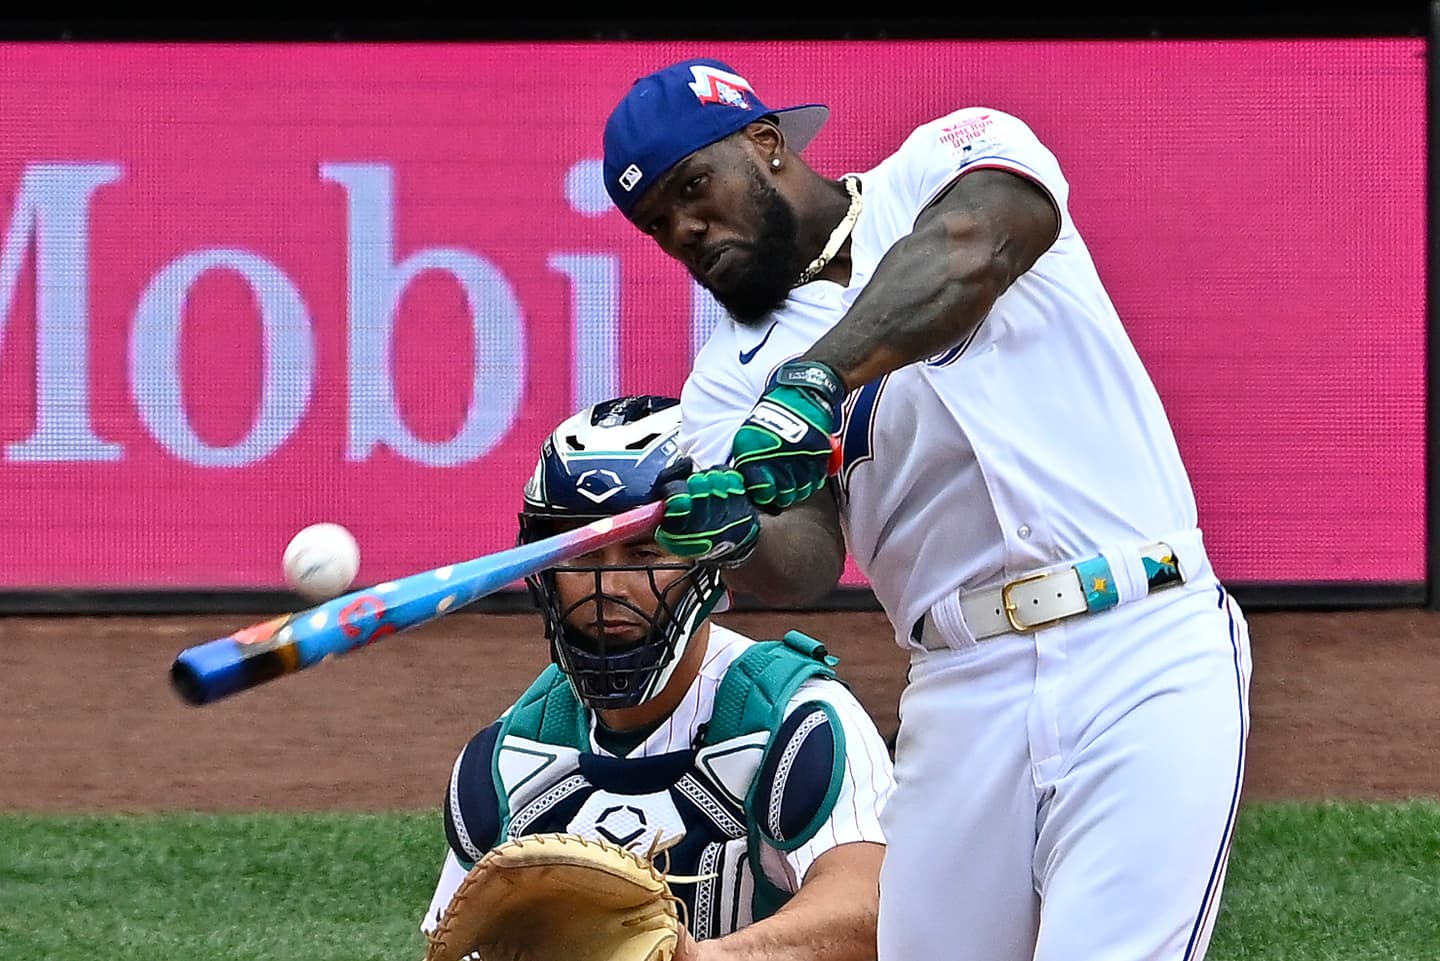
[445,721,502,864]
[752,701,844,849]
[938,111,997,154]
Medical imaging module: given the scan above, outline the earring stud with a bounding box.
[771,158,782,168]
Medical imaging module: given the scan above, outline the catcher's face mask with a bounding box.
[543,541,718,708]
[518,394,726,710]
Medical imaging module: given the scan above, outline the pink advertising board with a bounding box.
[0,39,1425,589]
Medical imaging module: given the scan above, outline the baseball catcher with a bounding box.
[419,394,893,961]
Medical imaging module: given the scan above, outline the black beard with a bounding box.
[703,168,803,326]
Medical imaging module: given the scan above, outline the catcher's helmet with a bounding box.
[519,395,724,709]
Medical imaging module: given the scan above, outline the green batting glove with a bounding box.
[652,460,760,568]
[730,359,844,513]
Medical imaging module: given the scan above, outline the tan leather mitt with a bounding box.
[424,832,683,961]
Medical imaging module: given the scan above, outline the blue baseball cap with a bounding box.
[603,58,829,218]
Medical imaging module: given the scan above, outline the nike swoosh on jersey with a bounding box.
[738,322,778,365]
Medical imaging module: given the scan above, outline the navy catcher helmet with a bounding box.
[519,395,725,709]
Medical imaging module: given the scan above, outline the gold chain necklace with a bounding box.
[794,176,862,287]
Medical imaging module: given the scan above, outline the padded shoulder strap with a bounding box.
[497,664,589,747]
[702,632,841,922]
[491,665,588,837]
[704,631,839,747]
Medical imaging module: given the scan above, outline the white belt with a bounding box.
[912,540,1187,651]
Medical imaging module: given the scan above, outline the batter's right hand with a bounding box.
[652,459,760,568]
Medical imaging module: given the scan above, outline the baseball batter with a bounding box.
[602,59,1253,960]
[420,394,894,961]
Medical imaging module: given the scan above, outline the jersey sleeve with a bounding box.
[755,677,895,889]
[677,330,757,470]
[895,106,1069,227]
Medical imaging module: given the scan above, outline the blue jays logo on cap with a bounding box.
[603,58,829,218]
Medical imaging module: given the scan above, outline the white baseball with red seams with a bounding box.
[283,522,361,601]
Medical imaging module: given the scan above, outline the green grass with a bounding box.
[0,801,1435,960]
[1208,800,1440,961]
[0,811,444,961]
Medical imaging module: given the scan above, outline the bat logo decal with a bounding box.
[338,594,392,646]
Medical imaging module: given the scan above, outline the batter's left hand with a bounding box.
[730,359,845,513]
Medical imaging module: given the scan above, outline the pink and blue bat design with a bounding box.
[170,502,664,706]
[171,441,842,706]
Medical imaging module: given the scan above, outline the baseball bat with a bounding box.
[169,502,664,707]
[169,441,844,707]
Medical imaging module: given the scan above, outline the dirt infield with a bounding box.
[1,607,1436,811]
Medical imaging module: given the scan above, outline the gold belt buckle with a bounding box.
[1001,571,1071,633]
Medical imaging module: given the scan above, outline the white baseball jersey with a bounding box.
[421,623,894,938]
[679,106,1201,645]
[679,105,1251,961]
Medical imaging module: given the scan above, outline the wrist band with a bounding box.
[773,360,845,400]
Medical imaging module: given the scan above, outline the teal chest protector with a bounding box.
[491,631,844,920]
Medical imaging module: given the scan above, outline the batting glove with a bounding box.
[652,459,760,568]
[730,360,844,513]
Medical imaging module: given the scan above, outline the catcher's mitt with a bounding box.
[424,832,685,961]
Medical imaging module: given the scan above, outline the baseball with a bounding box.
[283,522,361,602]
